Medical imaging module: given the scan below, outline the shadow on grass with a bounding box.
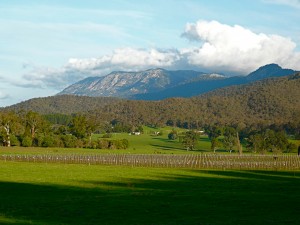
[1,170,300,225]
[150,143,208,152]
[150,143,184,151]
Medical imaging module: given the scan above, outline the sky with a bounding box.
[0,0,300,107]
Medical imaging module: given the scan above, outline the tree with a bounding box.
[24,111,48,139]
[223,127,237,153]
[206,126,222,153]
[168,129,178,140]
[69,114,88,138]
[246,129,290,154]
[69,114,96,146]
[0,112,20,147]
[182,131,198,151]
[211,137,221,153]
[247,133,265,153]
[236,131,243,155]
[265,130,288,153]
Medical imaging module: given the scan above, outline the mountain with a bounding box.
[58,68,206,97]
[4,73,300,128]
[246,63,296,81]
[58,64,297,100]
[132,75,244,100]
[133,64,297,100]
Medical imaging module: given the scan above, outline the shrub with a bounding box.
[285,142,297,153]
[121,139,129,149]
[22,136,32,147]
[61,135,77,148]
[10,135,20,146]
[97,139,110,149]
[42,136,54,147]
[75,139,84,148]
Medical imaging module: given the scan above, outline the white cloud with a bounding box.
[23,48,181,90]
[21,20,300,90]
[182,20,300,73]
[68,48,180,69]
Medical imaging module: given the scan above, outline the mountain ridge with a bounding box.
[58,64,297,100]
[59,68,206,98]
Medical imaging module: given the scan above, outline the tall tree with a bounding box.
[236,132,243,155]
[223,127,237,153]
[0,112,19,147]
[25,111,47,139]
[182,131,198,151]
[69,114,96,145]
[206,126,222,153]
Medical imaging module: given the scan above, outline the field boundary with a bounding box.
[1,154,300,170]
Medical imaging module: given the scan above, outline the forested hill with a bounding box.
[3,95,122,114]
[3,73,300,128]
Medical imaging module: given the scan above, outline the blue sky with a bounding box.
[0,0,300,106]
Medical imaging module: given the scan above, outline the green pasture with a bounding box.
[0,126,212,155]
[0,161,299,225]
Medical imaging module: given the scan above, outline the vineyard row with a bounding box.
[1,154,300,170]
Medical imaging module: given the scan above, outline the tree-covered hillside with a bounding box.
[3,73,300,129]
[4,95,121,114]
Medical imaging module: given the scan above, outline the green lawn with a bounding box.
[0,161,299,225]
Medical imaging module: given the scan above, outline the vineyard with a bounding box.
[1,154,300,170]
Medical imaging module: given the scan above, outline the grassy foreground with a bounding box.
[0,161,299,225]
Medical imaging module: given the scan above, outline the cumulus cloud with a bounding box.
[182,20,300,73]
[68,48,180,70]
[22,20,300,90]
[23,48,181,90]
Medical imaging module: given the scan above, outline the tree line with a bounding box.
[168,125,297,154]
[0,110,298,153]
[0,111,129,149]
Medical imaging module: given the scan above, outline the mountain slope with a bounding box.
[3,95,121,114]
[133,64,297,100]
[59,68,205,97]
[132,76,244,100]
[58,64,296,100]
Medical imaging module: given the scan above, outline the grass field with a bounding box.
[0,161,299,225]
[1,126,299,224]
